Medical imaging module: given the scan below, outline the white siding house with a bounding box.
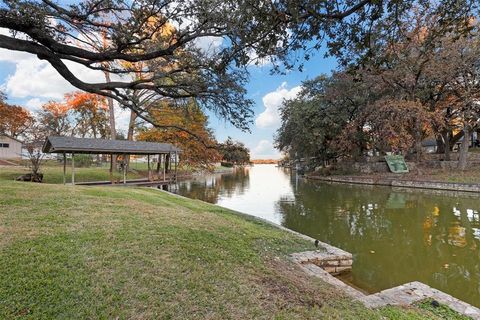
[0,135,22,160]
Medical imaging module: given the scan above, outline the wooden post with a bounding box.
[71,152,75,185]
[110,154,114,184]
[147,154,151,181]
[165,153,170,173]
[156,154,161,180]
[123,154,127,184]
[110,153,115,184]
[174,151,178,182]
[63,152,66,185]
[163,154,166,182]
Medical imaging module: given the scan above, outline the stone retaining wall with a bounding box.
[336,157,480,174]
[290,248,353,275]
[307,175,480,193]
[291,246,480,319]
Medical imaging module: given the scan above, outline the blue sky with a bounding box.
[211,53,337,158]
[0,40,336,159]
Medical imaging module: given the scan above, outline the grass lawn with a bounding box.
[0,163,232,185]
[0,179,469,319]
[313,164,480,184]
[414,167,480,184]
[0,165,144,184]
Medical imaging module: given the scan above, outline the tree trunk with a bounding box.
[125,110,137,171]
[104,71,116,171]
[458,123,470,170]
[414,121,423,162]
[442,131,451,161]
[101,32,116,170]
[436,134,445,154]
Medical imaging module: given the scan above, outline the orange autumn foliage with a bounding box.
[38,101,73,136]
[137,100,221,170]
[64,92,109,138]
[42,101,71,117]
[65,92,108,112]
[0,101,34,138]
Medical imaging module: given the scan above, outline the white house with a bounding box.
[0,135,22,160]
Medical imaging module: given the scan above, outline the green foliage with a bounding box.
[220,162,234,168]
[311,164,357,177]
[218,137,250,165]
[72,154,94,168]
[414,299,471,320]
[277,12,480,166]
[275,73,369,166]
[137,99,221,170]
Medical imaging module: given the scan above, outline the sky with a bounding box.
[0,32,337,160]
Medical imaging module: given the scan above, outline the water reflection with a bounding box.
[173,164,480,307]
[176,167,251,203]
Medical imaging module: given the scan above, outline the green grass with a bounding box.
[379,304,469,320]
[0,163,232,185]
[421,168,480,184]
[0,165,144,184]
[0,179,471,319]
[414,299,471,319]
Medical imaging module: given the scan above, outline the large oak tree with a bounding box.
[1,0,460,134]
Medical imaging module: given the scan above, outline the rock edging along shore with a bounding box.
[290,248,480,319]
[157,189,480,318]
[306,175,480,193]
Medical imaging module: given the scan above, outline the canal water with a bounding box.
[171,164,480,307]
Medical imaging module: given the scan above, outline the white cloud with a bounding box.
[193,36,224,54]
[0,27,122,101]
[115,106,133,133]
[247,49,272,67]
[25,98,46,111]
[255,82,301,129]
[1,55,108,100]
[251,139,281,159]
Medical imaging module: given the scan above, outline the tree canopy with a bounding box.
[137,99,221,170]
[37,92,110,139]
[218,137,250,165]
[0,99,34,138]
[276,11,480,169]
[2,0,474,137]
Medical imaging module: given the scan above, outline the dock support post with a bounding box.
[71,152,75,185]
[174,151,178,182]
[147,154,151,181]
[123,154,127,184]
[163,154,166,182]
[63,152,66,185]
[110,154,114,184]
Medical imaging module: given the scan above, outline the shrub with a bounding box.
[221,162,234,168]
[73,154,94,167]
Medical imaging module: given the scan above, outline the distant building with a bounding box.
[0,135,22,160]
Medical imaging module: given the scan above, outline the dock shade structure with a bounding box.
[42,136,181,185]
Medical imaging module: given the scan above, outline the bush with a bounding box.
[221,162,234,168]
[73,154,94,167]
[311,164,357,176]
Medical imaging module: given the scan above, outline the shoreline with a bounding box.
[160,188,480,318]
[306,174,480,193]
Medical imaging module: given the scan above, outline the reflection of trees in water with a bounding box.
[277,178,480,306]
[218,167,250,197]
[175,167,250,203]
